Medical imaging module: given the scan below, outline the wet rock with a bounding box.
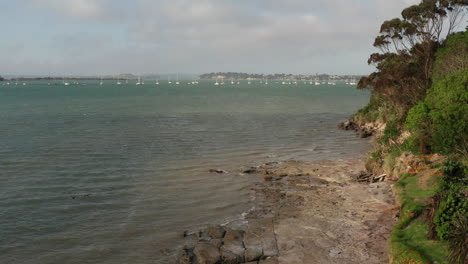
[359,129,373,138]
[206,226,226,239]
[244,229,263,262]
[243,167,260,174]
[210,239,222,248]
[222,229,246,262]
[177,248,193,264]
[338,120,357,130]
[209,169,227,174]
[221,249,242,264]
[193,242,221,264]
[224,229,245,241]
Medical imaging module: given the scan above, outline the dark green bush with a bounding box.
[447,213,468,264]
[434,158,468,240]
[405,69,468,154]
[426,70,468,154]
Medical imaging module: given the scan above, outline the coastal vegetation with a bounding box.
[353,0,467,263]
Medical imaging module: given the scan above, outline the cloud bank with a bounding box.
[1,0,421,75]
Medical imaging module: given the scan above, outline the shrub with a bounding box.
[426,70,468,154]
[447,213,468,264]
[405,69,468,155]
[379,121,401,145]
[434,158,468,240]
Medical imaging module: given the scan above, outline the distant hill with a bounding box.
[199,72,362,80]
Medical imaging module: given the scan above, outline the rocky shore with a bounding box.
[166,157,397,264]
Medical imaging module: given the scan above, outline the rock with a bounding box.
[183,233,199,248]
[224,229,245,241]
[329,248,342,257]
[206,226,226,239]
[243,167,259,174]
[178,253,191,264]
[210,239,223,248]
[209,169,227,174]
[221,249,242,264]
[244,231,263,262]
[177,248,193,264]
[259,256,279,264]
[261,232,278,257]
[338,120,357,130]
[222,229,246,262]
[263,176,273,181]
[359,129,373,138]
[193,242,221,264]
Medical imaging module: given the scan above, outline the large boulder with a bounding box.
[221,249,242,264]
[193,242,221,264]
[222,229,246,262]
[244,231,263,261]
[207,226,226,239]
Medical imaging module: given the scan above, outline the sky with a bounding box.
[1,0,421,76]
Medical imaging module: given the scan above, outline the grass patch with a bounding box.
[391,172,449,263]
[391,220,449,264]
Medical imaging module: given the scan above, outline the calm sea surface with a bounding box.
[0,80,370,263]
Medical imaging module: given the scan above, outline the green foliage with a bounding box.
[391,220,449,264]
[433,31,467,82]
[406,68,468,155]
[368,148,383,162]
[434,158,468,240]
[378,121,401,145]
[447,213,468,264]
[405,102,430,132]
[391,172,449,264]
[426,69,468,154]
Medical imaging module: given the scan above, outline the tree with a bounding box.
[359,0,467,111]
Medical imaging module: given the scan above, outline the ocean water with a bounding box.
[0,80,370,263]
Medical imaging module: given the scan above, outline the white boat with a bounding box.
[175,74,180,85]
[214,78,219,86]
[136,76,142,85]
[63,77,69,86]
[100,77,104,86]
[156,80,159,85]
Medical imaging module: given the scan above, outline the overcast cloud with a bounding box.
[1,0,421,76]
